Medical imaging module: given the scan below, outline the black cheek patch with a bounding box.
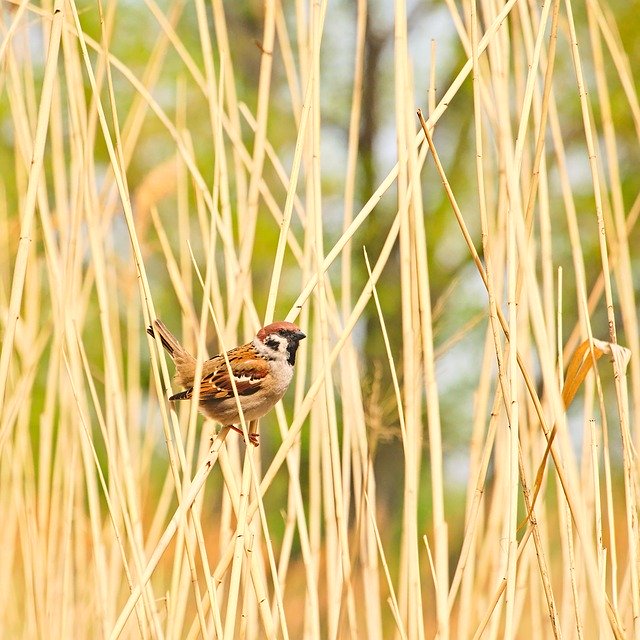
[265,337,281,351]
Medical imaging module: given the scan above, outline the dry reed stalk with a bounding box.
[1,0,639,638]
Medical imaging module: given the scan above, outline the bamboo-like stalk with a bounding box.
[0,0,64,414]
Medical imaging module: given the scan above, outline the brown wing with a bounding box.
[169,347,269,402]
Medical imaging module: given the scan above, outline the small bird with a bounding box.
[147,319,306,445]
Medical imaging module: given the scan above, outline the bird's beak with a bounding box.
[296,331,306,341]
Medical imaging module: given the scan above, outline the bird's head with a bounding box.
[255,321,306,365]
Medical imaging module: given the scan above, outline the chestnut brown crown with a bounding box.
[256,321,305,342]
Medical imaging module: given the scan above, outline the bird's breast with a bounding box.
[266,361,294,399]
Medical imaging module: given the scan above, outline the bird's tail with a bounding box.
[147,319,184,358]
[147,319,197,390]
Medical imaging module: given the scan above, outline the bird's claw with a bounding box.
[228,425,260,446]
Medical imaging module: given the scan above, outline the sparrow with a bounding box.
[147,319,306,445]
